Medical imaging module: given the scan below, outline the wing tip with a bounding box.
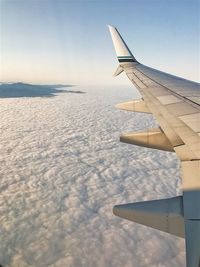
[107,24,138,63]
[107,24,115,27]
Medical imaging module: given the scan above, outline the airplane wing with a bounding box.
[108,25,200,267]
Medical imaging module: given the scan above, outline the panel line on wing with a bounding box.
[136,66,200,108]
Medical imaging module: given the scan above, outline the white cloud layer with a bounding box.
[0,85,185,267]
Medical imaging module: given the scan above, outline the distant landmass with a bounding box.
[0,82,85,98]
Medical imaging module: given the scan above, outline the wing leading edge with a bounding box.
[108,25,200,267]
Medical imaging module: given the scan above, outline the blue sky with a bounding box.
[1,0,199,85]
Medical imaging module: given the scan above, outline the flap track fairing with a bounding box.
[120,127,174,152]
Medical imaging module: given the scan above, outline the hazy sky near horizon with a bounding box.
[1,0,199,85]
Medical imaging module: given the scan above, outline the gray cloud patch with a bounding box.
[0,85,185,267]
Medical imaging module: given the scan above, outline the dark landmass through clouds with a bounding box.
[0,82,85,98]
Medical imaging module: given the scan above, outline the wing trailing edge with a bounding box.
[113,65,124,76]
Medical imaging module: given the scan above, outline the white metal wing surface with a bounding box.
[108,25,200,267]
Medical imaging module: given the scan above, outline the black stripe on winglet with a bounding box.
[118,58,135,62]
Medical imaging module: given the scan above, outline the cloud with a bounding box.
[0,85,185,267]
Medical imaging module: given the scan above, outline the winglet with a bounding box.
[108,25,137,63]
